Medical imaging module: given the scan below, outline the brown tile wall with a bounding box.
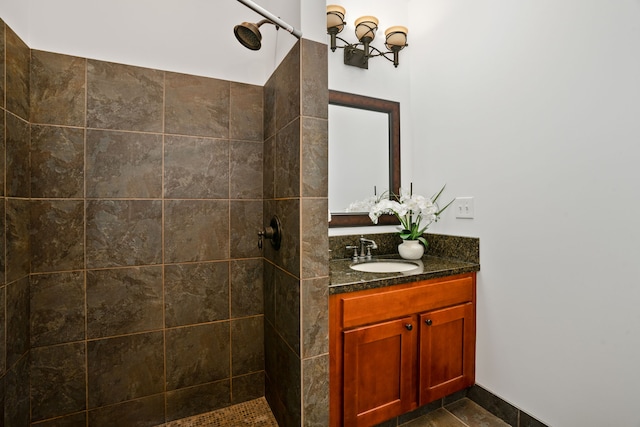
[263,40,329,427]
[0,18,271,425]
[1,17,331,427]
[2,19,32,427]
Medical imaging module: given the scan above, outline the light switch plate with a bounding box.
[454,197,474,219]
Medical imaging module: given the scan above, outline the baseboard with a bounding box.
[466,384,549,427]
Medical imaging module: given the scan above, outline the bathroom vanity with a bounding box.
[328,234,480,427]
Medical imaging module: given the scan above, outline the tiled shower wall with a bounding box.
[262,41,329,427]
[2,18,32,427]
[1,18,274,425]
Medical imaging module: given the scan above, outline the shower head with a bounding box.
[234,0,302,51]
[234,20,267,50]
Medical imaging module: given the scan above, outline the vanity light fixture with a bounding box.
[327,4,408,69]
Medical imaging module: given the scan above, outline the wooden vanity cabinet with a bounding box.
[419,302,475,405]
[343,316,416,427]
[330,273,476,427]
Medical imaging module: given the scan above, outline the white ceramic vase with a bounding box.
[398,240,424,260]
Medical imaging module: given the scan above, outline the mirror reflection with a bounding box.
[328,90,401,227]
[328,105,389,212]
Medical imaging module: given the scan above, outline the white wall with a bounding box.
[301,0,327,43]
[0,0,325,86]
[0,0,29,41]
[410,1,640,425]
[328,0,413,236]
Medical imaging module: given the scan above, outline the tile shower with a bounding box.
[0,18,329,427]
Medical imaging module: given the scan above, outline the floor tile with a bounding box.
[400,408,468,427]
[158,397,277,427]
[160,396,513,427]
[445,398,511,427]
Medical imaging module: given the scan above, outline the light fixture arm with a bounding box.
[328,28,342,52]
[330,38,408,68]
[369,44,409,68]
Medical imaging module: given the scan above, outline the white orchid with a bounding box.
[346,195,379,213]
[366,185,453,246]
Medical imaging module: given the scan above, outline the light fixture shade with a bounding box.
[327,5,346,32]
[385,26,408,48]
[354,16,378,42]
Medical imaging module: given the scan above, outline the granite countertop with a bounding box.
[330,255,480,294]
[328,233,481,294]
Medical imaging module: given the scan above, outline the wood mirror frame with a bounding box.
[329,90,401,227]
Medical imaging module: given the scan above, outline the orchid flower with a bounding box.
[365,185,453,247]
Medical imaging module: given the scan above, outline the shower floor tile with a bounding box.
[160,396,511,427]
[159,397,277,427]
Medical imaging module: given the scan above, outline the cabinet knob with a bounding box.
[425,319,433,326]
[405,323,413,331]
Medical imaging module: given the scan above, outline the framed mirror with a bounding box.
[328,90,401,227]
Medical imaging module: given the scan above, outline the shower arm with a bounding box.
[236,0,302,39]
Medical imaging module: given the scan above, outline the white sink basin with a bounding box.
[350,260,421,273]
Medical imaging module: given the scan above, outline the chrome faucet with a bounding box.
[359,236,378,259]
[346,236,378,261]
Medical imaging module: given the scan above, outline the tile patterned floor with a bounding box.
[401,398,511,426]
[158,397,278,427]
[159,396,509,427]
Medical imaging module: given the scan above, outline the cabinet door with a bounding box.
[419,303,475,405]
[343,316,416,427]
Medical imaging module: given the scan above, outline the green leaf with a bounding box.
[418,236,428,246]
[437,198,455,216]
[431,184,447,202]
[430,184,454,216]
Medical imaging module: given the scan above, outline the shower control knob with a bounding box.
[257,215,282,250]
